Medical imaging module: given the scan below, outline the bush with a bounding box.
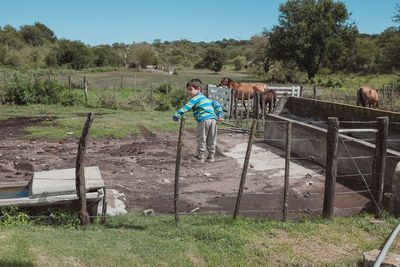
[155,83,172,94]
[4,74,78,105]
[153,92,171,111]
[125,91,152,111]
[97,92,122,109]
[169,89,188,109]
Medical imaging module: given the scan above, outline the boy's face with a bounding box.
[187,87,200,98]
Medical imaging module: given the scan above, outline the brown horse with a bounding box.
[357,86,379,108]
[261,89,278,113]
[217,77,267,110]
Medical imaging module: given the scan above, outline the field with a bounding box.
[1,69,400,265]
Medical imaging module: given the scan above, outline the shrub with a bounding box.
[125,91,152,111]
[97,92,122,109]
[153,92,171,111]
[155,83,172,94]
[4,74,78,105]
[169,89,188,109]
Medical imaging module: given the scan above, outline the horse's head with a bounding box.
[217,77,229,87]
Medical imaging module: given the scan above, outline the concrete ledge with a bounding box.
[31,166,104,198]
[0,192,102,208]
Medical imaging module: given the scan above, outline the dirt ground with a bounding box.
[0,117,370,220]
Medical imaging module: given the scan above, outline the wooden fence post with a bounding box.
[83,76,88,104]
[76,112,94,225]
[313,85,317,99]
[174,117,185,224]
[323,117,339,219]
[372,117,389,216]
[229,89,233,119]
[283,121,292,221]
[233,119,258,220]
[121,72,124,89]
[68,75,72,91]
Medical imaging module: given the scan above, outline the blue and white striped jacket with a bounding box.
[173,92,223,122]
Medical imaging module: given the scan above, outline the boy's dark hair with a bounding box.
[186,79,203,91]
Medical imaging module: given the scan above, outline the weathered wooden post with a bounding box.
[372,117,389,216]
[323,117,339,219]
[283,121,292,221]
[229,89,234,119]
[234,90,238,120]
[120,72,124,89]
[233,119,258,220]
[241,90,244,119]
[76,112,93,225]
[68,75,72,91]
[83,76,88,104]
[174,117,185,224]
[261,92,265,121]
[300,85,303,97]
[313,85,317,99]
[246,91,250,123]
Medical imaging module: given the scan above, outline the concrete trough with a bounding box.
[0,166,104,217]
[265,97,400,215]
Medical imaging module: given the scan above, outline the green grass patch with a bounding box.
[0,104,197,139]
[0,213,399,266]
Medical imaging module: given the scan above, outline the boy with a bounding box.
[173,79,224,163]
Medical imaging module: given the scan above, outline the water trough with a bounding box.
[0,166,105,217]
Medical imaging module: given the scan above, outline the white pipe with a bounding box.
[373,223,400,267]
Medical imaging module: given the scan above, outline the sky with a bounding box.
[0,0,399,46]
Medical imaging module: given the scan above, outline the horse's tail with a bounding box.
[358,88,366,107]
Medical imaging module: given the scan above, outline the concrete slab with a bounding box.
[31,166,104,198]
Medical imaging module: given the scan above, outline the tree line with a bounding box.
[1,0,400,81]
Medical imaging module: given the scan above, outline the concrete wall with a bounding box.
[265,97,400,215]
[274,97,400,151]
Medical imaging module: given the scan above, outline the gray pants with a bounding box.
[196,119,217,158]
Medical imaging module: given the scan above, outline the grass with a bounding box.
[0,213,399,266]
[0,104,198,139]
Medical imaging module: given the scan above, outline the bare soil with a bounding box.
[0,117,370,219]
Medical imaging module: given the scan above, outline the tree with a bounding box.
[268,0,356,79]
[200,48,226,73]
[231,55,246,71]
[20,22,56,46]
[92,45,123,67]
[250,34,272,72]
[127,43,158,68]
[56,39,93,70]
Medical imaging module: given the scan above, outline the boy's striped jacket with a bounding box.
[173,92,224,122]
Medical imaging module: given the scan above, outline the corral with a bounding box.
[2,91,399,220]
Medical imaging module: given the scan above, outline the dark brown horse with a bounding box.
[261,89,278,113]
[357,86,379,108]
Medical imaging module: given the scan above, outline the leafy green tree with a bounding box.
[200,47,226,73]
[56,39,93,70]
[0,25,24,49]
[343,37,379,73]
[250,34,272,72]
[0,45,6,65]
[268,0,356,79]
[231,55,246,71]
[127,43,158,68]
[92,45,123,67]
[20,22,56,46]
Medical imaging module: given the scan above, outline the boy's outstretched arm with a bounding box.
[211,100,224,122]
[172,99,196,121]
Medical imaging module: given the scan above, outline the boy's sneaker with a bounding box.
[205,156,215,163]
[192,155,204,163]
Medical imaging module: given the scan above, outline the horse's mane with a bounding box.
[225,77,234,83]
